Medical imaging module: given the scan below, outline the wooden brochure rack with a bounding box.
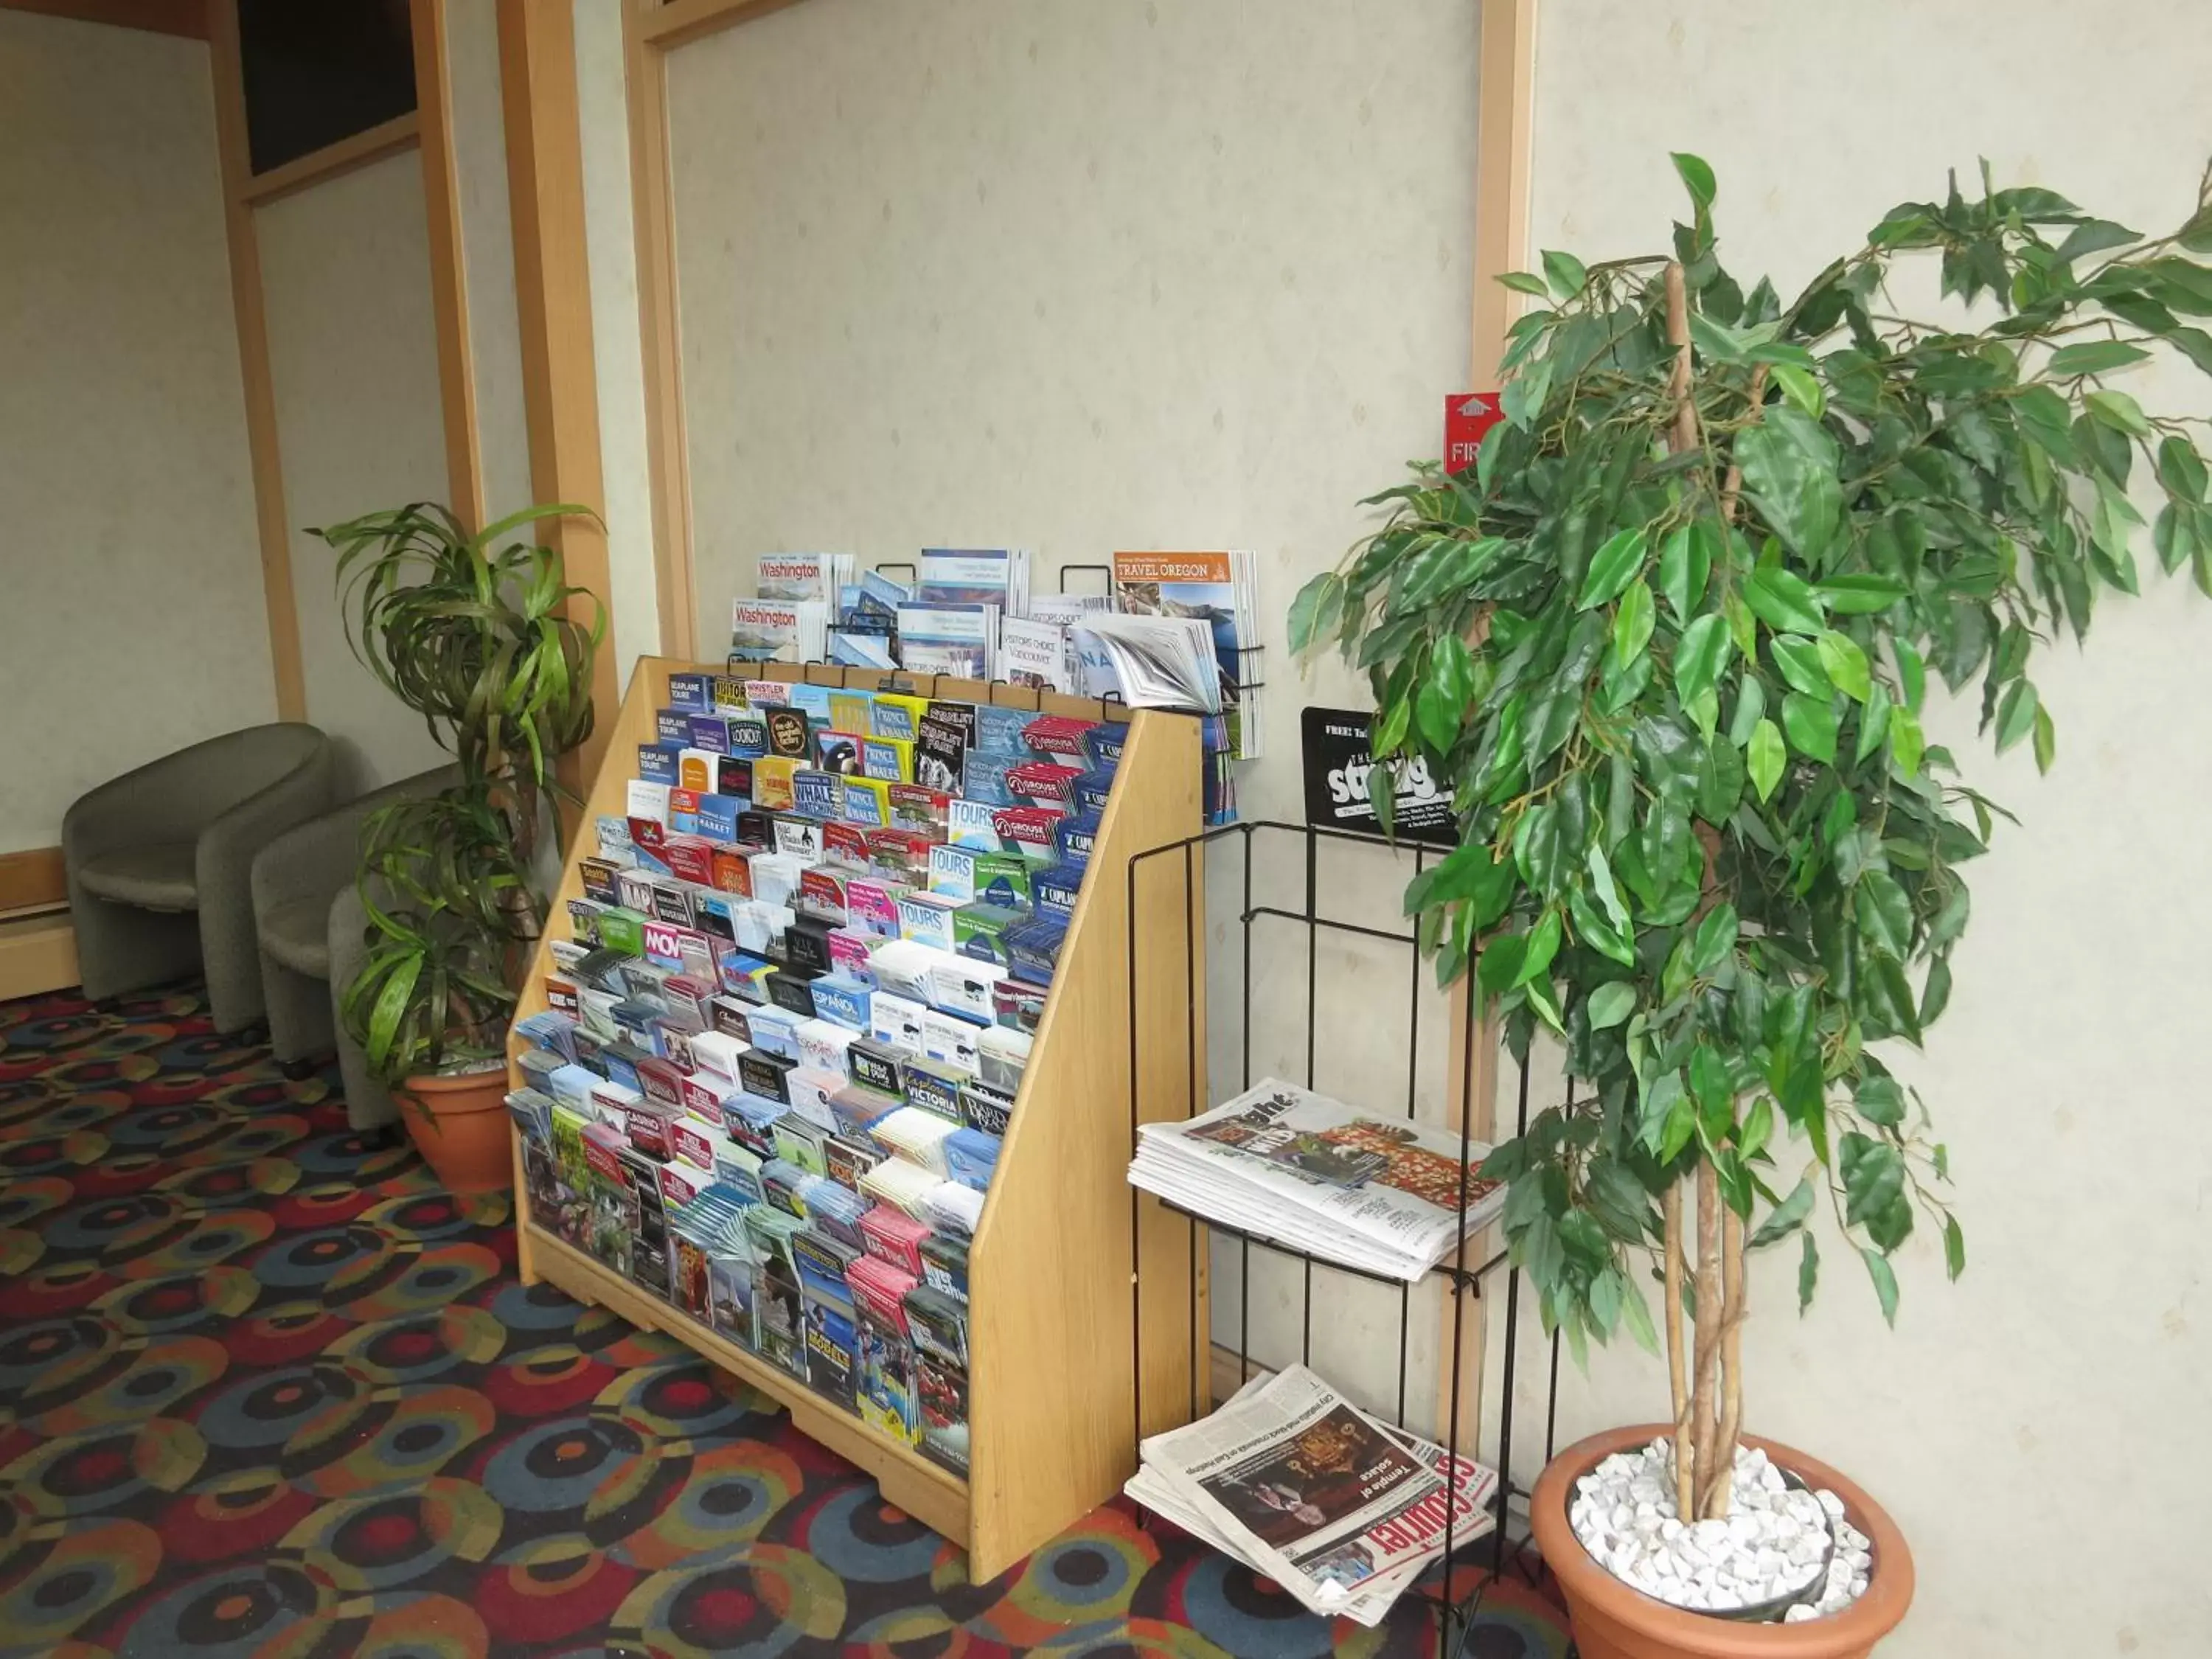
[508,655,1206,1580]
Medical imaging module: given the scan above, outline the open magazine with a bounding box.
[1128,1366,1498,1623]
[1129,1079,1506,1281]
[1112,551,1262,759]
[1074,614,1224,714]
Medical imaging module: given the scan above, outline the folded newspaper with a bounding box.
[1126,1365,1497,1624]
[1129,1079,1507,1281]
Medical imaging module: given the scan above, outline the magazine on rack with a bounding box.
[917,548,1031,616]
[1111,551,1262,759]
[757,552,856,604]
[1126,1371,1497,1625]
[1127,1078,1505,1281]
[1130,1365,1497,1621]
[896,603,998,679]
[730,599,829,664]
[1074,614,1223,715]
[998,616,1074,692]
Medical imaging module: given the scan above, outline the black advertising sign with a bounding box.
[1299,707,1457,846]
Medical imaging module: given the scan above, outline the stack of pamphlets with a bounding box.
[731,599,830,663]
[896,602,998,678]
[830,571,913,669]
[758,552,857,604]
[1111,552,1264,759]
[1125,1365,1497,1624]
[1127,1079,1506,1281]
[919,548,1030,616]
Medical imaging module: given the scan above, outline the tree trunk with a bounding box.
[1663,1178,1694,1517]
[1689,1161,1725,1518]
[1703,1206,1748,1517]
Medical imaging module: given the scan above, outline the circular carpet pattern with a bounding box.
[0,982,1571,1657]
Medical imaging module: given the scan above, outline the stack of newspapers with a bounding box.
[1127,1079,1509,1281]
[1126,1365,1497,1625]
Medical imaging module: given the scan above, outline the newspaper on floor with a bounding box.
[1128,1078,1507,1281]
[1126,1371,1498,1625]
[1130,1364,1499,1621]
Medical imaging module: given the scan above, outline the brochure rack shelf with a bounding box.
[508,655,1206,1582]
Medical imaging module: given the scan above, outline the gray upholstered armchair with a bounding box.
[251,764,459,1125]
[64,723,335,1032]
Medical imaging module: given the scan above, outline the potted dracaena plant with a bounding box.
[315,503,604,1194]
[1292,157,2212,1658]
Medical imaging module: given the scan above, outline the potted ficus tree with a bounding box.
[316,503,604,1194]
[1293,157,2212,1657]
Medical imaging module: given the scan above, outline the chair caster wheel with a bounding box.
[280,1057,318,1082]
[234,1021,269,1047]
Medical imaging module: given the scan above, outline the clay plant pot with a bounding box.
[1531,1425,1914,1659]
[397,1066,513,1194]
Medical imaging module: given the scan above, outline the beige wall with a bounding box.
[1512,4,2212,1655]
[256,150,454,794]
[0,12,271,853]
[656,0,1484,1402]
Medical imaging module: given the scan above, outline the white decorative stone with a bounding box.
[1567,1439,1874,1623]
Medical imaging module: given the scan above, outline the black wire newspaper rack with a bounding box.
[1124,818,1565,1651]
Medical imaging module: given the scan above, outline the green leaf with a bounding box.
[1618,1270,1660,1356]
[1768,636,1831,698]
[1816,630,1872,703]
[2033,704,2056,774]
[1735,408,1843,563]
[1798,1232,1820,1315]
[2157,434,2209,503]
[1750,1178,1813,1249]
[1854,682,1893,763]
[1475,930,1526,995]
[1770,362,1825,419]
[1994,678,2040,754]
[1288,572,1346,657]
[1672,151,1717,213]
[1742,565,1827,636]
[2086,389,2154,437]
[1816,574,1906,613]
[1841,1133,1913,1249]
[1861,1247,1900,1327]
[1578,527,1649,610]
[1690,902,1739,975]
[1658,523,1714,624]
[1728,675,1767,746]
[1501,357,1554,429]
[1856,1074,1907,1127]
[1748,718,1786,801]
[1944,1214,1967,1281]
[1893,639,1926,713]
[1586,981,1636,1030]
[1612,579,1656,673]
[1781,692,1839,762]
[1587,844,1632,932]
[1855,870,1914,959]
[1542,248,1588,300]
[1672,613,1733,708]
[2048,338,2151,377]
[1514,908,1562,987]
[1497,270,1551,297]
[1639,1068,1687,1155]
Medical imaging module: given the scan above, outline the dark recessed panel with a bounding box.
[239,0,417,176]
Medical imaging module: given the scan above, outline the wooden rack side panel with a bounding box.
[966,709,1202,1580]
[508,653,676,1281]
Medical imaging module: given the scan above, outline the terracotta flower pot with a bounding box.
[1531,1425,1914,1659]
[397,1066,513,1194]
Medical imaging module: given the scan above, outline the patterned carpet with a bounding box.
[0,981,1571,1658]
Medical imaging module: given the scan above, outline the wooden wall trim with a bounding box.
[1471,0,1537,389]
[638,0,807,52]
[207,0,306,723]
[623,0,697,660]
[0,847,67,914]
[234,111,421,208]
[411,0,484,529]
[0,0,206,39]
[498,0,616,790]
[1433,0,1538,1457]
